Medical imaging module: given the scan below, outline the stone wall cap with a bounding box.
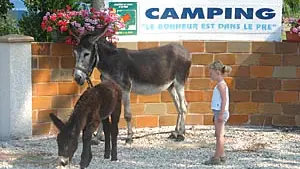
[0,34,34,43]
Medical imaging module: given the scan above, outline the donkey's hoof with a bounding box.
[168,133,177,140]
[97,135,105,142]
[125,138,133,144]
[91,139,100,145]
[111,157,118,161]
[175,135,185,142]
[104,154,110,159]
[80,163,88,169]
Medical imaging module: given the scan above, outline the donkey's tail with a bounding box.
[184,61,191,83]
[179,61,191,85]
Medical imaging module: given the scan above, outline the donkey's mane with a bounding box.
[101,38,117,48]
[78,33,116,48]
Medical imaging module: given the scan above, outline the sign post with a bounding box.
[109,2,137,35]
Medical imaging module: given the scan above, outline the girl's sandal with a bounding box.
[220,156,226,163]
[204,157,221,165]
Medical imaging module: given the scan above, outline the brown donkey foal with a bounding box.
[49,80,122,169]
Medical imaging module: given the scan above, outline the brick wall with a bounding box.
[31,41,300,135]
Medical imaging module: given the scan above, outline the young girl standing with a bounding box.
[204,60,232,165]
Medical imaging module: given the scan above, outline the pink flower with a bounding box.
[47,26,53,32]
[57,20,63,26]
[57,12,64,18]
[104,18,111,23]
[62,20,68,26]
[87,26,95,31]
[41,21,47,30]
[50,14,57,21]
[65,15,71,20]
[81,10,89,17]
[68,11,76,17]
[292,27,298,33]
[65,36,73,44]
[297,26,300,31]
[57,20,68,27]
[66,5,72,11]
[108,27,114,33]
[90,8,96,13]
[60,26,68,32]
[78,27,85,34]
[75,23,81,28]
[96,24,103,29]
[43,16,48,21]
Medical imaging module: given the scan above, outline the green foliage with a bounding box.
[22,0,80,13]
[283,0,300,18]
[80,0,92,3]
[0,15,20,36]
[18,12,50,42]
[0,0,14,18]
[18,0,81,42]
[0,0,19,36]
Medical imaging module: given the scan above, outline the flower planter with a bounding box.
[42,7,125,45]
[286,31,300,42]
[50,31,66,42]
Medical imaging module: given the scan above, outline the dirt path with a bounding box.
[1,125,300,169]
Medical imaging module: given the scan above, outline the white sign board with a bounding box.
[105,0,283,42]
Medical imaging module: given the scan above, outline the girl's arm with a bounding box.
[217,83,227,114]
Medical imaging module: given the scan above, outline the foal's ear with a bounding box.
[89,24,110,44]
[49,113,65,131]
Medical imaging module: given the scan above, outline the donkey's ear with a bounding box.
[89,24,110,44]
[69,24,80,43]
[49,113,65,131]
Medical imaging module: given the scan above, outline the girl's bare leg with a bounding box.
[214,120,225,158]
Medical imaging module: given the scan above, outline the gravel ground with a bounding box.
[1,125,300,169]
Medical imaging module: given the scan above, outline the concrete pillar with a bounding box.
[0,34,34,140]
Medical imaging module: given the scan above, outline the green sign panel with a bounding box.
[109,2,137,35]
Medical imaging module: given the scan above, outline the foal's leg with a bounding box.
[111,97,121,161]
[123,91,133,143]
[80,122,98,169]
[167,86,182,139]
[95,75,106,142]
[174,83,188,141]
[95,121,105,141]
[91,122,104,145]
[102,118,111,159]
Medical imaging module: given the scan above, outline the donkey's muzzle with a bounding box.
[60,161,68,166]
[58,156,69,167]
[74,75,84,85]
[74,70,85,86]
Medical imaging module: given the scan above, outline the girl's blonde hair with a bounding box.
[208,60,232,75]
